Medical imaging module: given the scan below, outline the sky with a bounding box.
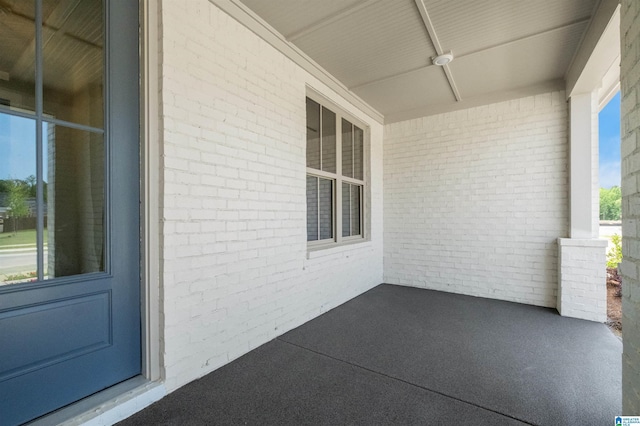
[0,113,47,181]
[0,114,36,181]
[599,91,621,189]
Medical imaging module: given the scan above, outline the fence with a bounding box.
[1,217,48,233]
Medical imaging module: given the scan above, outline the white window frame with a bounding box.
[306,92,367,249]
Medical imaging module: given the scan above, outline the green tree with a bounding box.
[7,180,29,234]
[0,179,10,194]
[600,186,622,220]
[25,175,36,198]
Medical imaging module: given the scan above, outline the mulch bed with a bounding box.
[606,267,622,337]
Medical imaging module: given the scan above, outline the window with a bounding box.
[0,0,106,284]
[306,96,365,245]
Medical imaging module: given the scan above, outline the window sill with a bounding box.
[306,239,372,259]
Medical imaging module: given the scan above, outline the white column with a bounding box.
[569,91,599,239]
[557,90,607,322]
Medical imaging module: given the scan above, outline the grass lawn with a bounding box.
[0,229,47,247]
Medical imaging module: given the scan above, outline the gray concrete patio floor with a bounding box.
[119,284,621,425]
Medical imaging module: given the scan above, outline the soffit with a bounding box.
[237,0,362,40]
[427,0,594,57]
[237,0,601,122]
[353,66,455,116]
[450,22,588,99]
[293,0,434,88]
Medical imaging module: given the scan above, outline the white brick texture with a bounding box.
[621,0,640,414]
[384,91,568,307]
[557,238,607,322]
[159,0,383,391]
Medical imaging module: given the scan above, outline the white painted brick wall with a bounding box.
[159,0,383,392]
[557,238,607,322]
[621,0,640,414]
[384,91,568,307]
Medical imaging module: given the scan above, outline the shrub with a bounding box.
[607,234,623,269]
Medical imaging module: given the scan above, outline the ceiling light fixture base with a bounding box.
[432,52,454,66]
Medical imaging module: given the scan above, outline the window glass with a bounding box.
[0,1,36,113]
[306,96,364,246]
[351,185,361,235]
[318,178,333,240]
[306,175,318,241]
[354,126,364,180]
[0,113,37,284]
[342,183,361,237]
[321,107,336,173]
[44,123,104,278]
[342,118,353,178]
[342,182,350,237]
[306,98,320,169]
[307,176,334,241]
[43,0,104,129]
[0,0,106,284]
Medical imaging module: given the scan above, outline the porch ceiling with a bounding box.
[239,0,599,121]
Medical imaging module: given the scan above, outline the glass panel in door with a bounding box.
[0,114,37,284]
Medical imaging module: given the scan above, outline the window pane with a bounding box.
[342,183,362,237]
[45,123,104,278]
[351,184,361,236]
[306,98,320,169]
[342,183,350,237]
[342,118,353,178]
[0,0,36,113]
[306,175,318,241]
[0,113,37,285]
[43,0,104,129]
[354,126,364,180]
[321,107,336,173]
[319,178,333,240]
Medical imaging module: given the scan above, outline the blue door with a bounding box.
[0,2,140,424]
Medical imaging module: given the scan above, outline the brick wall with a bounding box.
[384,91,568,307]
[159,0,383,391]
[557,238,607,321]
[621,0,640,414]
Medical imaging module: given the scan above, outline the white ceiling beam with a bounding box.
[414,0,443,52]
[286,0,380,42]
[441,66,461,102]
[414,0,461,101]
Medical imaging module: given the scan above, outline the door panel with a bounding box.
[0,291,110,381]
[0,2,140,425]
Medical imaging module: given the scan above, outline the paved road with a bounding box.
[0,248,46,276]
